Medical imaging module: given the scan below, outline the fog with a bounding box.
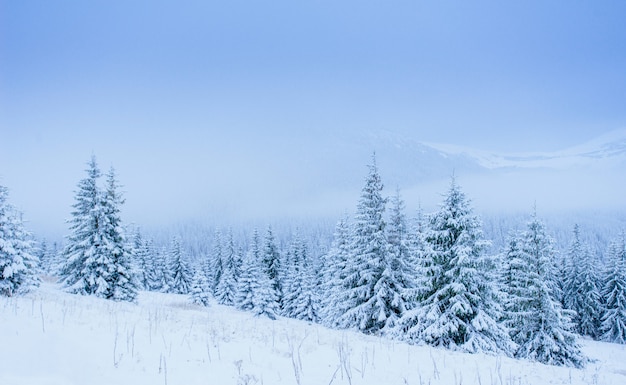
[2,1,626,238]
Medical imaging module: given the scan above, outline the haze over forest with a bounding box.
[2,1,625,239]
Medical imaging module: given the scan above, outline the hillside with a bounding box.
[2,281,625,385]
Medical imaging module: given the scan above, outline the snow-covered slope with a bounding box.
[423,128,626,170]
[2,282,625,385]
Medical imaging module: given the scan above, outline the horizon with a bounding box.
[2,1,626,238]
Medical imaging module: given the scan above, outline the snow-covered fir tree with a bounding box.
[235,230,279,318]
[563,224,583,310]
[381,189,417,332]
[37,239,52,275]
[250,229,279,318]
[600,233,626,344]
[511,211,585,367]
[262,226,282,306]
[141,239,160,291]
[59,156,105,296]
[190,266,211,306]
[282,232,303,317]
[167,237,192,295]
[153,247,172,293]
[100,168,138,302]
[403,204,429,312]
[397,178,512,354]
[208,229,223,294]
[282,233,319,322]
[563,224,603,339]
[337,156,397,334]
[39,239,62,277]
[501,232,529,334]
[320,214,351,327]
[131,230,156,291]
[0,185,40,296]
[59,159,137,301]
[215,230,238,305]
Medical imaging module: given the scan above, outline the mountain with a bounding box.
[422,128,626,170]
[331,128,626,214]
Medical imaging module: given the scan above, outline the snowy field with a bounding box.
[1,280,625,385]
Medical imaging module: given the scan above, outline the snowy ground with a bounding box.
[1,281,625,385]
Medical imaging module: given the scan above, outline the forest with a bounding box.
[1,155,625,370]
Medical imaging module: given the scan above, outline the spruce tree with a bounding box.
[382,189,417,333]
[215,230,238,305]
[501,232,530,335]
[168,237,192,294]
[0,185,40,296]
[101,168,138,302]
[398,178,513,354]
[262,226,282,306]
[564,225,603,339]
[283,234,319,321]
[190,266,211,306]
[38,239,61,277]
[154,247,172,293]
[320,214,351,327]
[208,230,223,294]
[563,224,583,311]
[512,212,585,367]
[60,156,105,295]
[132,230,155,290]
[235,231,261,311]
[282,232,304,317]
[37,239,52,276]
[235,230,278,318]
[403,204,429,312]
[337,156,393,334]
[600,233,626,344]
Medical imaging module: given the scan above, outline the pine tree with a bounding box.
[235,230,278,318]
[44,241,62,277]
[39,239,61,277]
[600,233,626,344]
[501,232,529,334]
[101,168,138,302]
[190,266,211,306]
[262,226,282,306]
[403,204,429,312]
[0,185,40,296]
[282,232,303,317]
[564,225,603,339]
[167,237,192,294]
[153,247,171,293]
[208,230,223,294]
[382,189,417,333]
[132,230,155,290]
[60,156,105,295]
[215,230,238,305]
[235,231,261,312]
[320,214,352,327]
[337,156,393,334]
[37,239,52,275]
[142,239,160,291]
[398,178,513,355]
[283,234,318,321]
[512,212,585,367]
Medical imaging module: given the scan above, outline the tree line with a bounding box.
[2,155,625,369]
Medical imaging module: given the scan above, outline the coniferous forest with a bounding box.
[2,155,625,370]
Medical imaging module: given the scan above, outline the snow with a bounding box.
[2,281,625,385]
[423,128,626,170]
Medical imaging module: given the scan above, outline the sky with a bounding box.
[1,1,626,238]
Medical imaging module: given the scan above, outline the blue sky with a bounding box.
[1,1,625,236]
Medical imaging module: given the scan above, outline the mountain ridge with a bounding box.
[418,128,626,170]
